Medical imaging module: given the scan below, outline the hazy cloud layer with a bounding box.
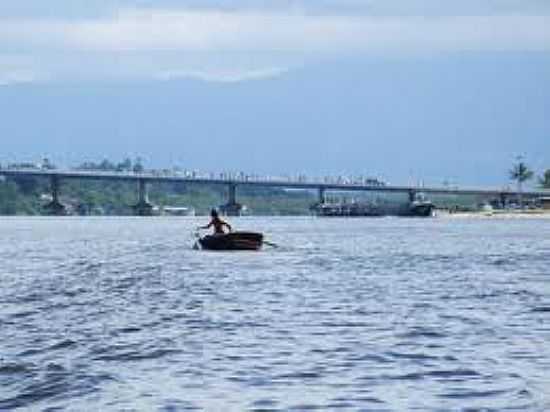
[0,50,304,85]
[1,4,550,84]
[2,10,549,52]
[1,1,550,18]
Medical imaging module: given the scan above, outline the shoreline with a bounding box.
[1,211,550,219]
[437,210,550,219]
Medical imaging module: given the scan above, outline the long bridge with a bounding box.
[1,168,549,215]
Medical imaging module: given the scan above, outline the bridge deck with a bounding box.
[1,168,549,198]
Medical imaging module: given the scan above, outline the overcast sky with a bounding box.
[2,0,550,83]
[1,1,549,185]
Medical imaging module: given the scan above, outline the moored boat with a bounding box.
[312,201,384,217]
[406,192,435,217]
[198,231,264,251]
[407,200,435,217]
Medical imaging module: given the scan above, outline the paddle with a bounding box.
[263,240,279,248]
[191,230,202,249]
[230,238,278,250]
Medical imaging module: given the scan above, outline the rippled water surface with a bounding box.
[1,216,549,411]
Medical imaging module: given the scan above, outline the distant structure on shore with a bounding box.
[540,197,550,210]
[311,192,435,217]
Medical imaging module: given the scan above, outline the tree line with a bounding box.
[1,157,549,216]
[509,159,550,189]
[75,157,144,173]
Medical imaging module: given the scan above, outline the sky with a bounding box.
[1,1,549,186]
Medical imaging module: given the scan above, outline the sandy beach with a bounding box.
[437,210,550,219]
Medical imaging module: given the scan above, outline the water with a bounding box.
[1,216,549,411]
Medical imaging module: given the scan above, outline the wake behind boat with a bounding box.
[198,231,264,251]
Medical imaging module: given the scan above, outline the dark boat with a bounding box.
[407,200,435,217]
[198,231,264,251]
[406,192,435,217]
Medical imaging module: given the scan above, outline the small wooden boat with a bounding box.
[198,231,264,251]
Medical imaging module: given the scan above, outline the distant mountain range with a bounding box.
[2,52,549,186]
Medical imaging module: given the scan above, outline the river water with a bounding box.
[1,216,549,411]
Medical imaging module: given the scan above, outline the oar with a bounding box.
[263,240,279,248]
[191,230,202,249]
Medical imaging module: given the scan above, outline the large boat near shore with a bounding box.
[312,194,435,217]
[404,193,436,217]
[313,201,384,217]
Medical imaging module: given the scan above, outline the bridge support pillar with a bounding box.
[133,179,154,216]
[43,175,66,215]
[408,189,416,203]
[309,187,327,214]
[220,183,242,216]
[499,193,507,209]
[318,187,326,205]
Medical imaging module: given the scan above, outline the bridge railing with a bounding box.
[0,166,389,186]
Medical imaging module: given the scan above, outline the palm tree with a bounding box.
[509,159,534,208]
[539,169,550,189]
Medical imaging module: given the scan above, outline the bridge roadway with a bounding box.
[1,168,548,198]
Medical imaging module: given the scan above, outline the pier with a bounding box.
[1,168,549,216]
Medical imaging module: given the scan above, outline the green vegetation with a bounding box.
[0,178,45,215]
[509,160,534,189]
[539,169,550,189]
[1,157,548,216]
[0,160,316,215]
[76,157,144,173]
[509,159,534,208]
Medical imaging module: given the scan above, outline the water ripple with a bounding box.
[1,217,549,411]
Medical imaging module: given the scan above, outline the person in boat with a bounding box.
[199,209,232,235]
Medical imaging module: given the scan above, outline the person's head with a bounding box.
[210,209,219,218]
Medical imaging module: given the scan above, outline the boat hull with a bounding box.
[406,201,435,217]
[198,231,263,251]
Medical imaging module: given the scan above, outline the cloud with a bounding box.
[0,70,37,86]
[2,1,550,19]
[74,11,550,53]
[0,51,299,85]
[0,55,40,85]
[1,9,549,53]
[154,67,291,83]
[0,7,549,83]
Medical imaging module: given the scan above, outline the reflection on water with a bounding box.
[1,217,549,411]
